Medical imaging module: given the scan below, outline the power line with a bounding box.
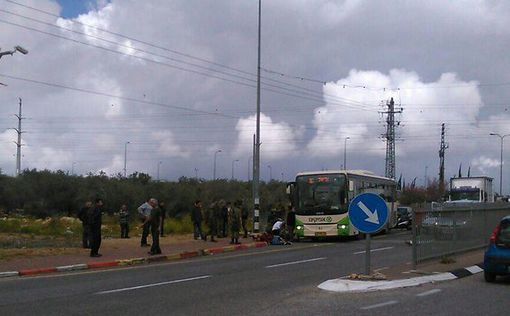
[0,6,377,111]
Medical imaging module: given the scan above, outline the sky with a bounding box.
[1,0,510,193]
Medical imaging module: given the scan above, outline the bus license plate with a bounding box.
[315,232,327,237]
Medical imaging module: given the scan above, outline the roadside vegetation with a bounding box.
[0,169,287,251]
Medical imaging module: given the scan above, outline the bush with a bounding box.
[164,217,193,234]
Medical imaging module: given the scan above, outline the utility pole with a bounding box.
[439,123,449,195]
[381,97,402,179]
[123,141,130,178]
[14,98,24,177]
[253,0,262,235]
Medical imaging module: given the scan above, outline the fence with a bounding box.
[412,202,510,268]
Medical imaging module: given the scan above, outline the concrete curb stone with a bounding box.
[2,241,268,278]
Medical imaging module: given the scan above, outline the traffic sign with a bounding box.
[348,193,389,234]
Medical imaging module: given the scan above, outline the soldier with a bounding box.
[203,201,218,242]
[229,200,242,244]
[77,201,92,248]
[119,204,129,238]
[159,201,167,237]
[191,200,203,240]
[216,199,226,238]
[89,198,104,257]
[241,201,250,238]
[221,201,231,238]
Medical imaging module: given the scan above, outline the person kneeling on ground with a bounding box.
[271,218,291,245]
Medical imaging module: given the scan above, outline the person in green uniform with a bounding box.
[203,201,218,242]
[229,200,242,244]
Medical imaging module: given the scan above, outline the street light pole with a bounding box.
[157,161,162,181]
[213,149,222,180]
[123,141,130,177]
[248,156,252,181]
[343,137,350,170]
[267,164,272,181]
[490,133,510,196]
[231,159,239,180]
[0,46,28,59]
[252,0,262,234]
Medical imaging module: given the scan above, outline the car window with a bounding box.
[497,220,510,244]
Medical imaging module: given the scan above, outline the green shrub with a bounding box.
[165,217,193,234]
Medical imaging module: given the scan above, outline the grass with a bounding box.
[0,214,194,248]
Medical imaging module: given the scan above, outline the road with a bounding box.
[0,230,507,315]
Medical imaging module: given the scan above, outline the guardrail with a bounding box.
[411,202,510,268]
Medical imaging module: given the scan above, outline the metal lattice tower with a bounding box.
[438,123,449,193]
[382,97,402,179]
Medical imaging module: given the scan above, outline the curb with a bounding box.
[0,241,268,279]
[318,262,485,293]
[449,263,484,278]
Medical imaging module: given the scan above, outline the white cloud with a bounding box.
[151,130,190,158]
[308,69,484,158]
[471,156,500,174]
[234,113,304,160]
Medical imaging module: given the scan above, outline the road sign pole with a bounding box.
[365,233,371,275]
[348,193,389,276]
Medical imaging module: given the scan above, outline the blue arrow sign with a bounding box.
[348,193,389,234]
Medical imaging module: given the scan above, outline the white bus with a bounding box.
[287,170,397,238]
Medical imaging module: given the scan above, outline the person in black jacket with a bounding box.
[191,200,203,240]
[159,201,167,237]
[89,198,104,257]
[77,201,92,248]
[286,205,296,242]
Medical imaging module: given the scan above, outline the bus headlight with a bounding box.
[337,224,347,230]
[296,225,303,230]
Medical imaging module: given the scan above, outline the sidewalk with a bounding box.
[319,249,485,293]
[0,234,265,277]
[382,249,484,280]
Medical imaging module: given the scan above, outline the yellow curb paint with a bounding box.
[223,246,236,252]
[166,253,181,261]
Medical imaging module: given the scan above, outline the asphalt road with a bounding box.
[2,230,504,315]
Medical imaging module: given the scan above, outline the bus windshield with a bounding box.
[296,174,346,215]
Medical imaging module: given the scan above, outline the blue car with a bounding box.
[484,215,510,282]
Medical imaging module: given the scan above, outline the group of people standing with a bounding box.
[191,199,249,245]
[77,198,167,257]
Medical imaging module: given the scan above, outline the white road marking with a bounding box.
[360,300,398,310]
[95,275,211,295]
[465,265,483,274]
[354,246,394,255]
[265,257,326,268]
[416,289,442,297]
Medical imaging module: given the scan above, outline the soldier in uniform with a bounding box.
[119,204,130,238]
[229,200,242,244]
[241,201,250,238]
[203,201,218,242]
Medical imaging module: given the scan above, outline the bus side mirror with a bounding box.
[349,180,354,192]
[285,182,296,196]
[286,182,296,205]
